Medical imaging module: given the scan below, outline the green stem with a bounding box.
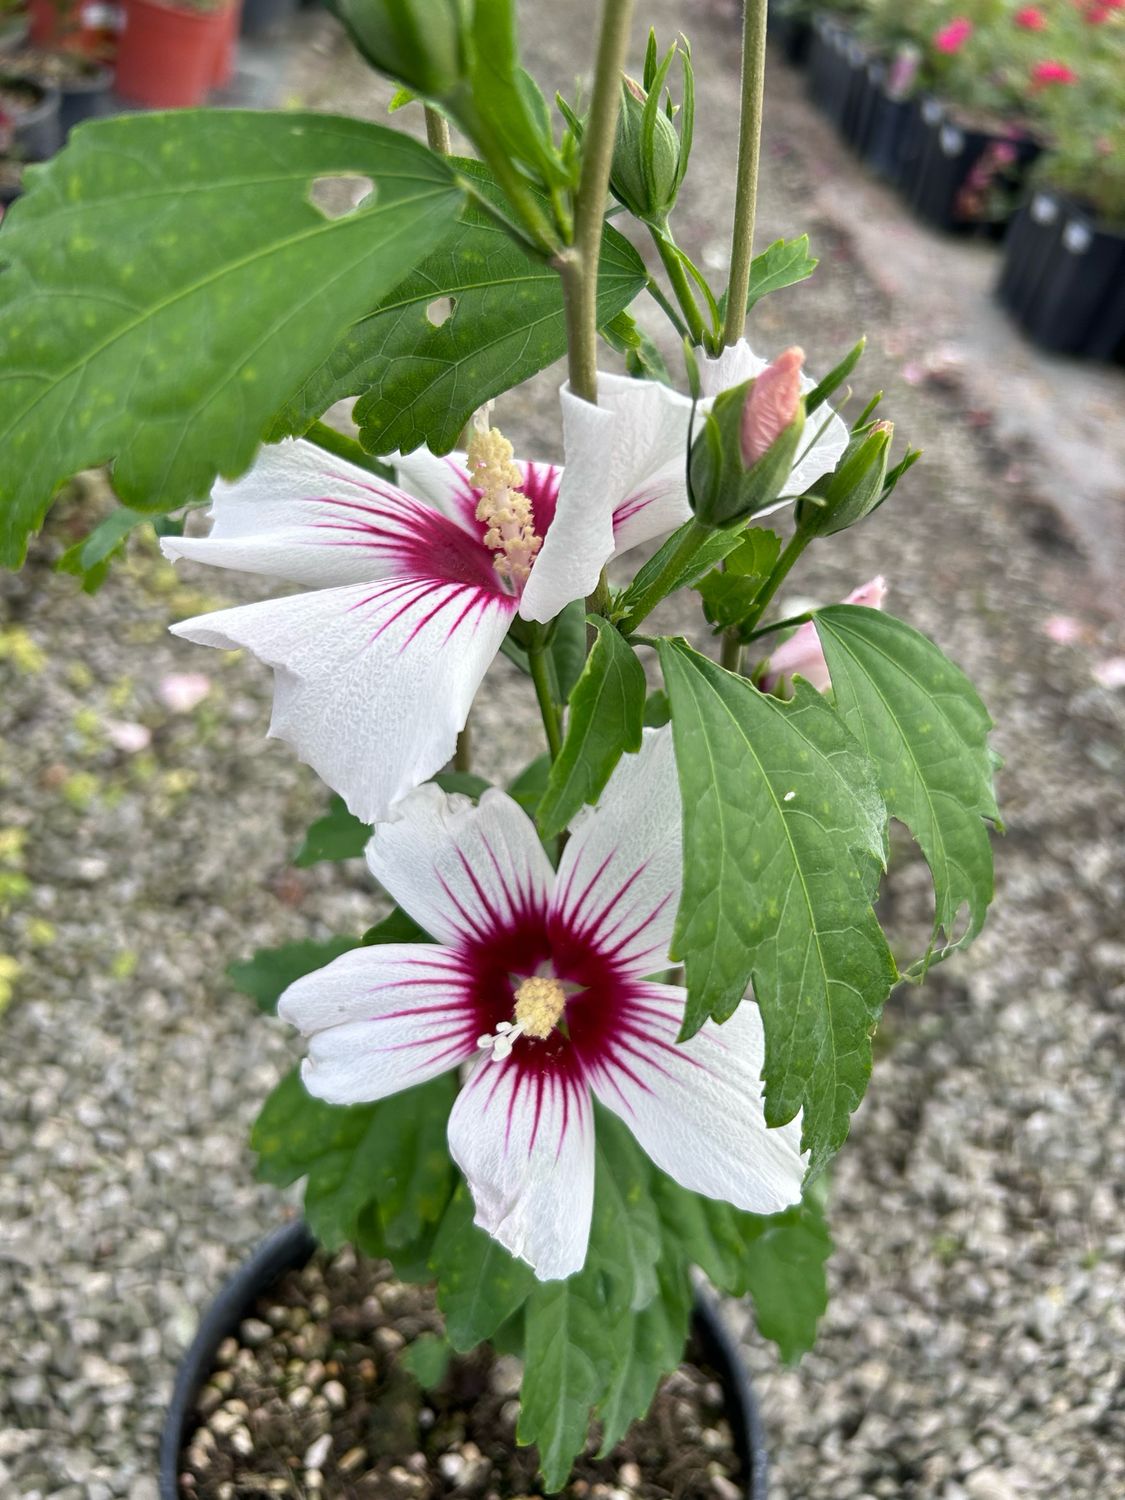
[738,528,812,641]
[721,0,768,348]
[741,609,813,644]
[305,421,393,479]
[424,106,451,156]
[651,227,708,348]
[720,630,743,674]
[617,518,713,635]
[529,646,563,760]
[563,0,636,401]
[644,275,689,339]
[454,91,560,256]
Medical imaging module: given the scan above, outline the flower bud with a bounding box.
[760,577,887,697]
[689,349,807,529]
[610,74,684,223]
[795,420,893,539]
[334,0,468,100]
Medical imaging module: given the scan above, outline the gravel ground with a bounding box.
[2,9,1124,1500]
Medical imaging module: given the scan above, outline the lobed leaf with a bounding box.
[0,110,463,566]
[271,162,645,457]
[814,606,999,970]
[658,640,897,1171]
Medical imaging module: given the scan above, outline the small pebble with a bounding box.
[228,1424,254,1458]
[322,1378,347,1410]
[239,1318,272,1348]
[305,1470,324,1491]
[339,1446,367,1475]
[304,1433,332,1471]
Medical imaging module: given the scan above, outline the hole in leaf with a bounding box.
[307,175,376,220]
[425,297,457,328]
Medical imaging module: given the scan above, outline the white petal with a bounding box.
[448,1055,596,1280]
[518,376,693,624]
[162,438,492,589]
[699,339,849,503]
[392,448,480,536]
[170,578,515,824]
[279,943,476,1104]
[587,982,807,1215]
[367,784,555,947]
[551,728,680,977]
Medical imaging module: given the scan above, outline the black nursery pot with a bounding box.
[0,72,60,160]
[57,61,114,135]
[907,107,1041,235]
[767,11,811,68]
[240,0,298,37]
[861,80,914,180]
[998,191,1125,360]
[160,1220,770,1500]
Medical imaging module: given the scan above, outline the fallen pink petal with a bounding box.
[158,672,212,714]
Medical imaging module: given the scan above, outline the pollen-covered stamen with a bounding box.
[476,975,568,1063]
[467,424,542,584]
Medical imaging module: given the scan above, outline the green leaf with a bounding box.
[805,336,866,414]
[694,528,782,636]
[465,1,569,189]
[588,1111,662,1317]
[643,689,671,728]
[227,935,360,1014]
[519,1275,608,1490]
[0,110,463,567]
[56,506,151,593]
[430,1183,536,1349]
[537,618,646,840]
[294,795,370,867]
[251,1070,456,1251]
[653,1176,832,1363]
[270,161,644,457]
[745,234,818,313]
[615,518,747,628]
[432,770,492,799]
[595,1261,693,1456]
[548,599,589,704]
[739,1198,832,1363]
[813,606,998,969]
[399,1332,453,1389]
[361,906,431,946]
[507,753,552,818]
[658,640,897,1171]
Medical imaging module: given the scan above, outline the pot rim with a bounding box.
[159,1218,770,1500]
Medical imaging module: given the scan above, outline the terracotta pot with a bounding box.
[211,0,241,89]
[115,0,229,108]
[28,0,111,56]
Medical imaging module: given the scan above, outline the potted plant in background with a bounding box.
[0,63,58,160]
[0,0,1000,1493]
[0,0,30,53]
[4,44,114,132]
[115,0,234,108]
[998,4,1125,358]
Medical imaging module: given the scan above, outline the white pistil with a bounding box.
[476,975,567,1064]
[466,423,542,584]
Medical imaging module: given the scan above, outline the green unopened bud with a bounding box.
[334,0,468,99]
[611,75,683,222]
[796,421,893,538]
[689,375,806,529]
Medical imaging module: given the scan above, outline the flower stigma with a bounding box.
[467,421,542,584]
[476,975,567,1062]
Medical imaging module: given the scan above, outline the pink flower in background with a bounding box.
[1030,60,1079,85]
[934,17,973,52]
[740,346,804,467]
[1092,657,1125,689]
[1015,6,1047,28]
[761,577,887,696]
[157,672,212,713]
[1043,615,1087,645]
[104,720,153,753]
[279,731,805,1280]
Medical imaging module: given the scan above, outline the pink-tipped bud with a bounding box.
[741,346,805,468]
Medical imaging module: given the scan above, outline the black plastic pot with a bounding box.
[57,61,114,135]
[240,0,297,37]
[907,106,1040,235]
[0,72,60,160]
[160,1219,770,1500]
[861,82,914,181]
[998,191,1125,360]
[768,12,811,68]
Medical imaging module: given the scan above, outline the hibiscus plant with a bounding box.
[0,0,1000,1486]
